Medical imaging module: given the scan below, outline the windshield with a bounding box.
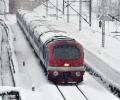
[54,44,80,59]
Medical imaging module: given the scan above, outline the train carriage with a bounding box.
[16,10,85,83]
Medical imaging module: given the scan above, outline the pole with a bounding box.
[46,0,48,17]
[56,0,58,20]
[67,0,69,23]
[89,0,92,26]
[117,1,120,20]
[9,0,14,13]
[102,0,106,48]
[102,20,105,47]
[79,0,82,31]
[63,0,65,14]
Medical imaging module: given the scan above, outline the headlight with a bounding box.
[76,72,81,77]
[53,71,59,76]
[64,63,69,67]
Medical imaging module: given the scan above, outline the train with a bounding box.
[16,9,85,84]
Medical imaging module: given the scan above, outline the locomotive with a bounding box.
[16,9,85,83]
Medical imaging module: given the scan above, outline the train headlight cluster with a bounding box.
[64,63,69,67]
[53,71,59,76]
[76,72,81,77]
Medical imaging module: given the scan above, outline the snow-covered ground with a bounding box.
[0,0,9,13]
[0,23,14,86]
[33,1,120,90]
[0,14,118,99]
[4,16,117,100]
[0,0,120,99]
[0,26,2,86]
[0,86,43,100]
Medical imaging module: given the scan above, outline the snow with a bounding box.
[58,85,87,100]
[0,86,43,100]
[2,14,118,100]
[0,26,3,86]
[0,0,9,13]
[0,0,120,100]
[9,18,67,100]
[33,0,120,90]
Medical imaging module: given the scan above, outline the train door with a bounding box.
[43,45,48,69]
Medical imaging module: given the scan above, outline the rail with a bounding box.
[0,19,16,86]
[75,85,88,100]
[55,84,88,100]
[56,85,66,100]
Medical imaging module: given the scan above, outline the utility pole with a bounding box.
[102,19,105,48]
[63,0,65,14]
[79,0,82,31]
[67,0,69,23]
[118,1,120,20]
[89,0,92,26]
[101,0,107,48]
[9,0,14,13]
[46,0,48,17]
[56,0,58,19]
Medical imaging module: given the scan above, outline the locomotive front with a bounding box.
[47,39,84,83]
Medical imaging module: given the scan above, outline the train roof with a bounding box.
[40,31,73,44]
[17,10,75,45]
[33,26,74,45]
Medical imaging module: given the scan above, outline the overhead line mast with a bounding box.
[45,0,92,31]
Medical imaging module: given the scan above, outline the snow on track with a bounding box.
[84,49,120,90]
[77,73,119,100]
[0,26,2,85]
[0,25,14,86]
[10,23,48,89]
[8,15,119,100]
[10,23,64,100]
[57,85,87,100]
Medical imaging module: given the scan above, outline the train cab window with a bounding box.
[54,44,80,59]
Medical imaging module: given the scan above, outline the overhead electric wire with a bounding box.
[42,2,55,9]
[43,0,90,25]
[64,1,90,25]
[48,1,63,13]
[43,0,77,13]
[108,14,120,23]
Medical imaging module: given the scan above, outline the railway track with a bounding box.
[11,21,88,100]
[0,23,15,86]
[75,85,88,100]
[8,17,120,100]
[0,20,16,100]
[56,84,88,100]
